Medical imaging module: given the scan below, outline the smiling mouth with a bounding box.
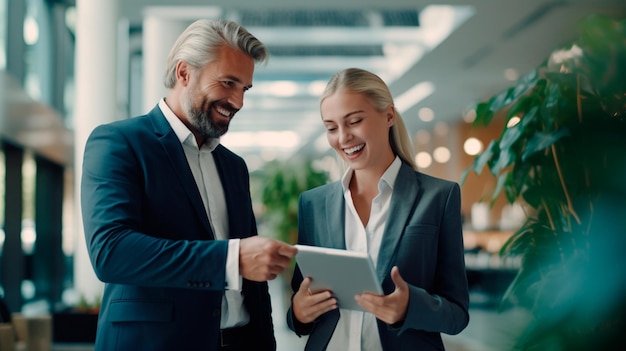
[215,105,234,118]
[344,144,364,155]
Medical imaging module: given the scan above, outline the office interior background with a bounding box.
[0,0,625,350]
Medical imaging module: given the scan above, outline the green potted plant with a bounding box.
[252,158,329,309]
[256,158,329,245]
[462,14,626,350]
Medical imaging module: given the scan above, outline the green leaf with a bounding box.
[503,172,520,204]
[508,69,539,102]
[474,102,494,126]
[472,140,497,175]
[521,129,570,161]
[490,148,514,176]
[488,87,512,112]
[499,122,523,151]
[490,171,509,205]
[506,95,533,121]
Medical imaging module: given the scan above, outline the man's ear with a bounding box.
[175,61,191,87]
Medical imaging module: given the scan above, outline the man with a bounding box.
[81,19,297,351]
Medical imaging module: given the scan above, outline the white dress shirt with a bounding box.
[159,99,249,328]
[326,157,402,351]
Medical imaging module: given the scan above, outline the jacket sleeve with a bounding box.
[81,123,229,290]
[395,182,470,335]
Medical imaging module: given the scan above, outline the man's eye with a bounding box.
[223,81,234,87]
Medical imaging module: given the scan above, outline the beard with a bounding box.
[181,89,230,139]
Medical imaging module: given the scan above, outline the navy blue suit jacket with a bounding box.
[81,106,275,350]
[287,162,469,350]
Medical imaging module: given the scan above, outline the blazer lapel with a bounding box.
[376,163,421,284]
[322,182,346,250]
[148,107,214,239]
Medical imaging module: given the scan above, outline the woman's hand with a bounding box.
[355,266,409,325]
[293,277,337,324]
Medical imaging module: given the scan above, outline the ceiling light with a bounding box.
[395,82,435,113]
[23,16,39,45]
[507,116,521,128]
[221,131,300,148]
[418,107,435,122]
[415,152,432,169]
[267,81,299,97]
[463,108,476,123]
[419,5,475,48]
[433,146,451,163]
[463,137,483,156]
[504,68,519,81]
[308,81,327,96]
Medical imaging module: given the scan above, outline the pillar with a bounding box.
[72,0,119,303]
[142,13,188,112]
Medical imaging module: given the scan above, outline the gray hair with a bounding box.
[163,19,269,88]
[321,68,417,170]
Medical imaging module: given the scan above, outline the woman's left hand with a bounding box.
[355,266,409,325]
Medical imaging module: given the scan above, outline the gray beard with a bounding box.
[182,92,228,139]
[189,107,227,139]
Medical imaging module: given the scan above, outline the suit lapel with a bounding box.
[148,107,214,239]
[376,163,421,283]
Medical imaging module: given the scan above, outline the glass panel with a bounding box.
[0,149,5,254]
[0,0,6,69]
[22,151,36,255]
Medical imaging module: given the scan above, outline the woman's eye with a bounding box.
[349,119,362,125]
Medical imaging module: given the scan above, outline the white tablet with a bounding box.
[294,244,383,311]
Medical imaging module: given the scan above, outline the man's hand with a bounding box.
[355,266,409,325]
[239,237,297,281]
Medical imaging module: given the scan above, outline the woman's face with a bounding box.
[321,89,395,172]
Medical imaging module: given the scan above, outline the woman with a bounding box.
[287,68,470,350]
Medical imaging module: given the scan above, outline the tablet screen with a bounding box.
[294,244,383,311]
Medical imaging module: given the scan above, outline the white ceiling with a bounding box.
[122,0,625,169]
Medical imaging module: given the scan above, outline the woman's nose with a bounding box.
[338,127,352,144]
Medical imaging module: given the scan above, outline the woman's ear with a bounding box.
[386,105,396,127]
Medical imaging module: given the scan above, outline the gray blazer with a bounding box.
[287,162,470,351]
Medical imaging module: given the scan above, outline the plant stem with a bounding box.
[577,74,583,123]
[551,144,581,224]
[542,199,556,231]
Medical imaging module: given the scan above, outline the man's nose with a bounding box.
[229,89,245,110]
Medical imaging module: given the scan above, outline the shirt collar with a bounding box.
[158,98,220,152]
[341,156,402,192]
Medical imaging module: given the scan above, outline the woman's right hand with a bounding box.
[293,277,338,324]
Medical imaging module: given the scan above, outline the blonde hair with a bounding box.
[163,19,268,88]
[321,68,417,170]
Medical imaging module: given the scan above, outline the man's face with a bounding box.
[181,45,255,139]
